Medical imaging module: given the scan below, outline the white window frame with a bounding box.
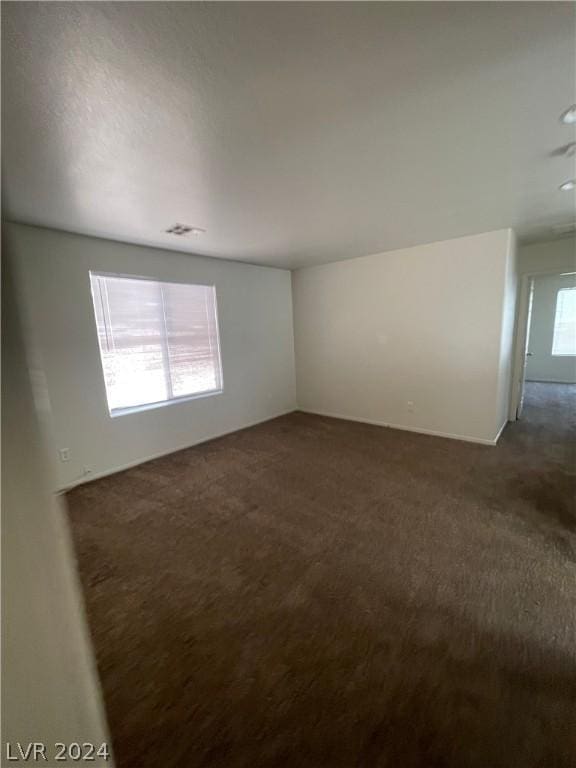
[89,271,224,417]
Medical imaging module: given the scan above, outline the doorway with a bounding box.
[512,270,576,421]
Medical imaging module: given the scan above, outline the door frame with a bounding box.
[509,267,576,421]
[509,274,533,421]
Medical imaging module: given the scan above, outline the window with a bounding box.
[90,273,223,415]
[552,286,576,356]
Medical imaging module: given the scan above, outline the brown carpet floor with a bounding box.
[67,382,576,768]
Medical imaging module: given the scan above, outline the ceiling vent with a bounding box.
[165,223,205,236]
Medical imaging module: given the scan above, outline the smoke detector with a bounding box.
[165,223,206,236]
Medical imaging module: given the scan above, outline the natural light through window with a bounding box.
[89,273,223,415]
[552,286,576,356]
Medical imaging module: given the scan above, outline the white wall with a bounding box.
[517,236,575,275]
[8,223,296,489]
[292,229,516,444]
[525,272,576,383]
[2,251,113,766]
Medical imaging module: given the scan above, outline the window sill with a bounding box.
[109,389,223,418]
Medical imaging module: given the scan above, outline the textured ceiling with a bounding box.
[2,2,575,269]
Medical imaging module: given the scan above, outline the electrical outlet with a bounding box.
[82,466,92,477]
[59,448,70,463]
[407,401,415,413]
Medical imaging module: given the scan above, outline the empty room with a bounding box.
[2,3,576,768]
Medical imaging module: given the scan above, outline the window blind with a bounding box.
[552,286,576,357]
[89,273,223,414]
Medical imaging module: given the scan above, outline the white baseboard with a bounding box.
[59,406,509,494]
[493,419,509,445]
[57,408,297,493]
[298,409,503,446]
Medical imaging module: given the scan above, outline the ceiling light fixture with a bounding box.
[559,180,575,192]
[560,105,576,125]
[165,223,206,236]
